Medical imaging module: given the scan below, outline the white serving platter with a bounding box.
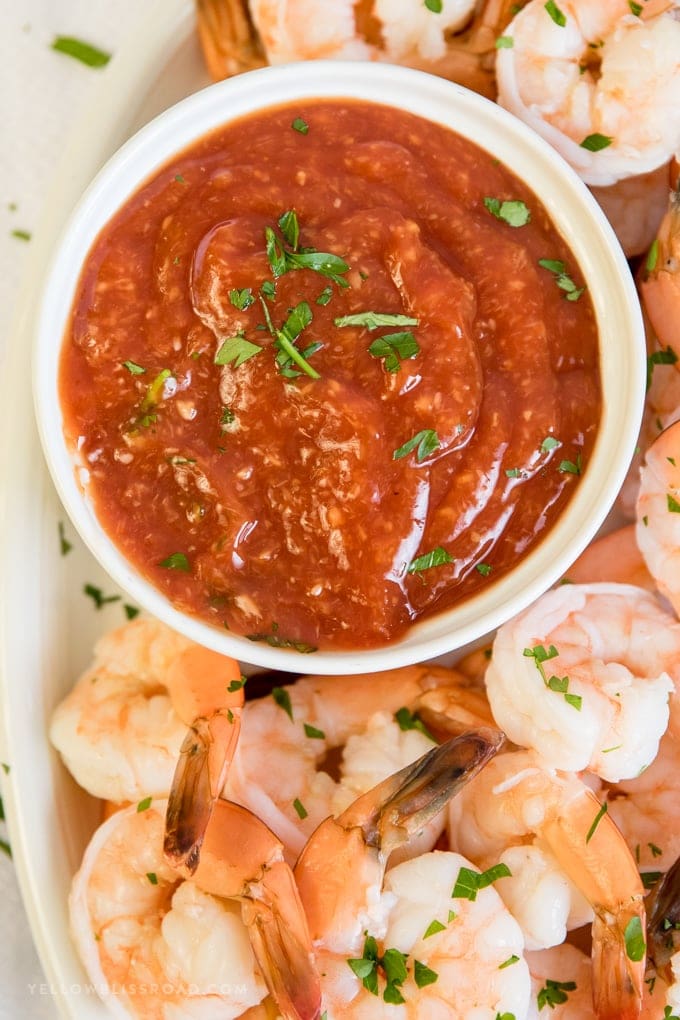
[0,2,210,1016]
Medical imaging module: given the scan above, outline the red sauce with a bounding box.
[60,99,601,651]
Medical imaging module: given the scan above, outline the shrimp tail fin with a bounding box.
[163,708,241,874]
[342,727,505,855]
[243,860,322,1020]
[646,853,680,984]
[591,904,646,1020]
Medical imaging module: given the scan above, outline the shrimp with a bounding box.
[636,420,680,618]
[447,749,646,1019]
[640,171,680,364]
[525,944,594,1018]
[295,729,533,1018]
[562,525,656,590]
[496,0,680,186]
[224,664,493,862]
[70,798,320,1020]
[485,582,677,782]
[589,161,673,258]
[49,617,243,804]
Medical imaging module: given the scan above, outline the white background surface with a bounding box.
[0,5,147,1016]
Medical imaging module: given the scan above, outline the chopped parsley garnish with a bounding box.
[537,979,577,1010]
[538,258,584,301]
[407,546,454,575]
[278,209,300,250]
[544,0,566,26]
[0,837,11,859]
[646,239,659,273]
[646,346,678,391]
[124,604,140,620]
[137,797,152,812]
[265,224,349,287]
[11,229,31,241]
[523,644,582,710]
[585,801,608,843]
[413,960,438,988]
[274,301,321,379]
[476,563,492,576]
[505,467,524,478]
[499,955,520,969]
[291,117,309,134]
[227,676,247,692]
[495,1014,516,1020]
[452,863,512,901]
[423,919,447,939]
[394,706,436,742]
[641,871,663,890]
[83,583,121,610]
[51,35,111,67]
[247,631,317,653]
[146,871,158,885]
[368,331,420,373]
[393,429,440,463]
[293,797,308,819]
[141,368,173,412]
[304,723,325,739]
[540,436,561,452]
[559,453,582,475]
[650,842,663,857]
[174,174,186,184]
[58,521,72,556]
[272,687,294,721]
[316,285,333,306]
[122,360,145,375]
[580,133,614,152]
[261,280,276,299]
[624,916,646,962]
[220,407,235,426]
[214,333,262,368]
[334,311,419,331]
[158,552,190,572]
[668,494,680,513]
[424,0,443,10]
[496,35,514,48]
[229,287,255,311]
[483,197,531,227]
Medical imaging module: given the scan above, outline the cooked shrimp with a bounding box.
[295,729,533,1018]
[485,582,676,782]
[562,525,656,590]
[526,944,593,1018]
[447,749,646,1019]
[636,420,680,618]
[590,161,672,258]
[49,617,243,804]
[496,0,680,186]
[225,664,493,862]
[70,798,320,1020]
[640,171,680,363]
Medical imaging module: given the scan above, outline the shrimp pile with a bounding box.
[44,4,680,1016]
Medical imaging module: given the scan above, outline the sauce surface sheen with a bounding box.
[60,98,601,651]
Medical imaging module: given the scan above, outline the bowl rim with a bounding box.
[32,59,646,674]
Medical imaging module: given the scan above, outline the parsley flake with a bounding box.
[423,919,447,939]
[394,706,436,742]
[124,604,140,620]
[540,436,561,452]
[646,346,678,390]
[499,955,520,969]
[58,521,72,556]
[393,429,440,463]
[452,863,512,901]
[137,796,152,812]
[537,979,577,1010]
[646,239,659,274]
[316,285,333,306]
[122,360,145,375]
[278,210,300,250]
[668,493,680,513]
[228,288,255,311]
[291,117,309,134]
[424,0,443,10]
[304,723,325,739]
[544,0,566,25]
[368,331,420,373]
[83,583,120,610]
[272,687,294,721]
[413,960,438,988]
[523,644,582,710]
[628,0,642,13]
[624,916,646,962]
[159,552,190,572]
[293,797,308,819]
[538,258,584,301]
[476,563,492,576]
[585,801,608,843]
[407,547,454,575]
[146,871,158,885]
[227,676,247,692]
[496,34,514,47]
[559,453,582,475]
[214,334,262,368]
[334,311,419,331]
[51,35,111,67]
[484,197,531,227]
[11,229,31,241]
[580,133,614,152]
[642,871,663,890]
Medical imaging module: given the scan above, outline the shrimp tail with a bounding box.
[591,904,646,1020]
[164,708,241,874]
[339,727,505,857]
[646,853,680,984]
[242,861,322,1020]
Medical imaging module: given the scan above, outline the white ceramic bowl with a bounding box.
[33,60,645,675]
